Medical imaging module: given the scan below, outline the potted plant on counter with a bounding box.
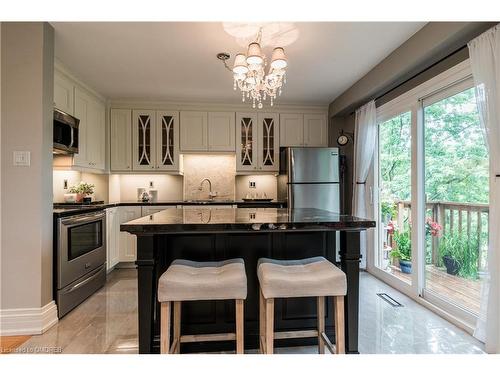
[69,182,95,203]
[390,230,412,274]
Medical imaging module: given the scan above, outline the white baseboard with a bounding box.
[0,300,58,336]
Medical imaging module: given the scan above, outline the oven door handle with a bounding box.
[63,267,103,293]
[61,211,105,226]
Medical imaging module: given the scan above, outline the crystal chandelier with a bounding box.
[218,28,288,109]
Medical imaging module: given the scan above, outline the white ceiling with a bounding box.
[52,22,426,106]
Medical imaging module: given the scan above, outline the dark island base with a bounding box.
[136,230,361,354]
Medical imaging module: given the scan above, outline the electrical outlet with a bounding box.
[249,181,256,188]
[64,179,68,190]
[149,181,154,188]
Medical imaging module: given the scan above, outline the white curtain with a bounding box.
[353,100,377,267]
[468,23,500,354]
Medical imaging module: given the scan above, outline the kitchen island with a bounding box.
[121,207,375,354]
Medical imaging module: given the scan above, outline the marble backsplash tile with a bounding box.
[183,154,236,200]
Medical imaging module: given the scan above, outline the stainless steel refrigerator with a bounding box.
[278,147,340,213]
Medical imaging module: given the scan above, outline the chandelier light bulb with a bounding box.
[232,53,249,74]
[270,47,287,69]
[246,42,264,65]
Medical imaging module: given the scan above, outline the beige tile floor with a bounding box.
[17,269,485,354]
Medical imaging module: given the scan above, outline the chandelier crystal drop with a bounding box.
[230,29,288,109]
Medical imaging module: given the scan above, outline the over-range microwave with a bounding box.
[53,108,80,154]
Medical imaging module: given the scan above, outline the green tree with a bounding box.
[379,88,488,207]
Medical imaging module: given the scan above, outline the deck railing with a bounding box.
[393,200,489,271]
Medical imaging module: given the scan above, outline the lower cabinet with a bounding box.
[106,207,120,271]
[118,206,142,262]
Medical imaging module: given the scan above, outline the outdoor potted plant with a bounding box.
[390,230,412,274]
[439,233,464,276]
[69,182,95,203]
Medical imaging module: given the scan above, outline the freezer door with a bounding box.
[289,147,339,183]
[289,183,340,212]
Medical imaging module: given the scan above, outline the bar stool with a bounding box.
[158,259,247,354]
[257,256,346,354]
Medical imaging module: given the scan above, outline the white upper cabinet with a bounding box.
[236,112,279,172]
[180,111,208,152]
[132,110,156,170]
[208,112,235,151]
[257,113,279,171]
[110,109,132,171]
[236,113,258,171]
[156,111,180,170]
[73,87,106,170]
[54,73,74,115]
[280,113,304,147]
[304,114,328,146]
[280,113,328,147]
[180,111,235,152]
[55,69,106,171]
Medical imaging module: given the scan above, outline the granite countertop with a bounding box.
[53,200,287,218]
[120,207,376,234]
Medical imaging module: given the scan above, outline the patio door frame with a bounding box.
[367,59,479,332]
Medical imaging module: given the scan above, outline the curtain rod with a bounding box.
[348,45,468,116]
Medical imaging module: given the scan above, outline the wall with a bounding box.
[1,23,54,312]
[111,174,183,202]
[53,170,109,203]
[235,175,277,200]
[183,154,235,200]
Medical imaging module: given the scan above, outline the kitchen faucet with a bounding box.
[199,178,217,200]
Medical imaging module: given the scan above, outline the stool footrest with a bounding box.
[180,332,236,343]
[274,329,318,340]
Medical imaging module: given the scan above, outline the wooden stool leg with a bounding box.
[236,299,244,354]
[259,288,266,353]
[265,298,274,354]
[317,296,325,354]
[173,301,181,354]
[334,296,345,354]
[160,301,171,354]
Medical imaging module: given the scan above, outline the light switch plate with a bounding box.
[13,151,30,166]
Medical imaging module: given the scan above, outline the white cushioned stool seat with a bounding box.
[158,259,247,302]
[257,256,346,299]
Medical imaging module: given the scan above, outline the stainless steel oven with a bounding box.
[56,210,106,317]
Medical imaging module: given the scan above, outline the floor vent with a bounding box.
[377,293,403,307]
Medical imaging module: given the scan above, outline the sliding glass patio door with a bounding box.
[369,61,489,328]
[421,80,489,322]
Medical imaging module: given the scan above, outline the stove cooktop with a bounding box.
[53,201,105,208]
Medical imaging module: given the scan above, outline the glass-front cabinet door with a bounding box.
[257,113,279,171]
[236,113,258,172]
[132,110,156,170]
[156,111,179,171]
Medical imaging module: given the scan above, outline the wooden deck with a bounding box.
[390,265,481,315]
